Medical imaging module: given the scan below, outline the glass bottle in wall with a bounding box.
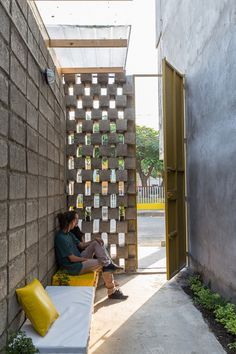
[85,157,91,170]
[85,181,91,196]
[93,219,100,233]
[102,110,108,120]
[68,156,74,170]
[102,206,108,221]
[102,181,108,195]
[68,133,74,145]
[93,146,100,158]
[102,134,108,145]
[68,181,74,195]
[102,157,108,170]
[110,169,116,183]
[85,133,91,145]
[77,169,82,183]
[110,194,117,208]
[77,121,83,133]
[93,122,99,133]
[94,194,100,208]
[110,122,116,133]
[118,181,124,196]
[69,110,75,120]
[119,206,125,221]
[93,169,100,182]
[85,207,91,221]
[110,219,116,233]
[118,134,124,144]
[85,109,91,120]
[118,157,125,170]
[77,145,83,158]
[110,145,116,157]
[77,194,83,208]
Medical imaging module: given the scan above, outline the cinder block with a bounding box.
[0,234,7,268]
[66,120,76,132]
[125,208,136,220]
[91,158,101,169]
[38,136,47,157]
[27,126,38,153]
[116,143,128,156]
[10,83,26,120]
[107,84,117,96]
[8,253,25,292]
[48,160,54,178]
[107,234,118,244]
[0,202,7,233]
[128,195,136,207]
[83,96,93,108]
[48,196,54,214]
[91,133,101,145]
[66,145,77,156]
[117,221,128,233]
[0,170,7,201]
[38,216,47,239]
[125,232,136,245]
[74,183,85,194]
[38,197,47,218]
[82,120,93,132]
[81,221,93,233]
[0,71,8,107]
[91,208,102,219]
[116,95,127,108]
[75,109,86,119]
[9,114,26,146]
[0,299,7,336]
[99,120,110,132]
[117,247,128,259]
[125,157,136,169]
[12,0,27,40]
[74,133,85,145]
[124,132,135,144]
[26,199,38,223]
[74,158,85,169]
[39,256,47,281]
[123,83,133,95]
[107,109,118,119]
[91,109,102,120]
[82,170,93,181]
[9,173,26,200]
[74,84,84,96]
[97,74,108,85]
[27,77,38,108]
[108,183,118,194]
[81,74,92,83]
[115,72,126,84]
[26,243,38,274]
[116,170,128,181]
[100,146,110,156]
[27,151,39,175]
[63,74,75,84]
[10,143,27,172]
[108,158,118,169]
[39,176,47,197]
[118,195,128,207]
[11,27,27,69]
[100,170,110,181]
[0,139,8,168]
[0,35,9,74]
[99,96,109,108]
[47,141,54,161]
[116,119,127,132]
[9,228,25,261]
[90,84,101,96]
[100,195,109,206]
[124,108,135,121]
[26,221,38,248]
[0,267,7,301]
[67,195,76,206]
[83,196,93,206]
[67,169,77,180]
[91,183,101,194]
[108,209,119,219]
[66,96,77,107]
[27,102,38,132]
[38,235,47,260]
[47,178,55,197]
[0,3,10,42]
[100,221,110,233]
[38,114,47,138]
[9,201,25,229]
[0,104,9,137]
[127,181,136,194]
[108,133,118,144]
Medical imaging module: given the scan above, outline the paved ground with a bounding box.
[138,246,166,271]
[89,274,226,354]
[137,214,165,246]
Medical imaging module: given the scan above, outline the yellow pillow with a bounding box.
[16,279,59,336]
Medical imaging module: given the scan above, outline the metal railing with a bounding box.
[137,186,165,204]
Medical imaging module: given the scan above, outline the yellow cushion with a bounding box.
[16,279,59,336]
[52,271,99,287]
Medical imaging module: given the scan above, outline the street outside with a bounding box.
[137,211,166,271]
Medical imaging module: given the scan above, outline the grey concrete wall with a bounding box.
[0,0,66,346]
[156,0,236,300]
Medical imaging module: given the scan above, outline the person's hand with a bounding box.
[95,237,104,246]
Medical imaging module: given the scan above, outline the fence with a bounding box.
[137,186,165,206]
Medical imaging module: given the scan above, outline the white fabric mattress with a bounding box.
[21,286,95,354]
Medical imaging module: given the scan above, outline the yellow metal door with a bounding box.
[162,59,186,280]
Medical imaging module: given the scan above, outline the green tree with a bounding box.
[136,125,163,187]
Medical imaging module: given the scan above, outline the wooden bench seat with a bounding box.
[52,271,99,287]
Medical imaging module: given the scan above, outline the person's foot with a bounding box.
[108,289,128,300]
[102,263,123,272]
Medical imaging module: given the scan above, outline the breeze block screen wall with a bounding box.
[64,72,137,272]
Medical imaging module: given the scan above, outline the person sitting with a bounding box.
[55,211,128,300]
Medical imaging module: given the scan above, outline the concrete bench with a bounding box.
[22,286,95,354]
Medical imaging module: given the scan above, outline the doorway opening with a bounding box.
[134,75,166,273]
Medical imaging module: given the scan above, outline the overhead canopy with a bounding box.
[44,25,130,72]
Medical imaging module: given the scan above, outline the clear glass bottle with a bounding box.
[102,206,108,221]
[77,194,83,209]
[77,169,82,183]
[110,169,116,183]
[110,194,117,208]
[102,181,108,195]
[94,194,100,208]
[85,156,91,170]
[102,157,108,170]
[119,206,125,221]
[118,181,124,196]
[68,156,74,170]
[93,146,100,158]
[77,145,83,158]
[85,181,91,196]
[85,207,91,221]
[93,169,100,182]
[118,157,125,170]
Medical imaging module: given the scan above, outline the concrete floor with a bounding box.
[138,246,166,271]
[89,274,225,354]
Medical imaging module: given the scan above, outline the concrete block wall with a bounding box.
[65,73,137,272]
[0,0,66,346]
[156,0,236,300]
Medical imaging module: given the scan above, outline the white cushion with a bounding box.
[21,286,95,354]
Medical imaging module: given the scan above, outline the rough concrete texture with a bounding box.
[0,0,66,344]
[90,274,225,354]
[157,0,236,300]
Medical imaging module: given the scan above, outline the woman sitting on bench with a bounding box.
[55,211,128,300]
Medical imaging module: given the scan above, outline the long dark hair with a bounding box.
[57,211,77,231]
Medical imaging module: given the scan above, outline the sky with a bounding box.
[36,0,159,130]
